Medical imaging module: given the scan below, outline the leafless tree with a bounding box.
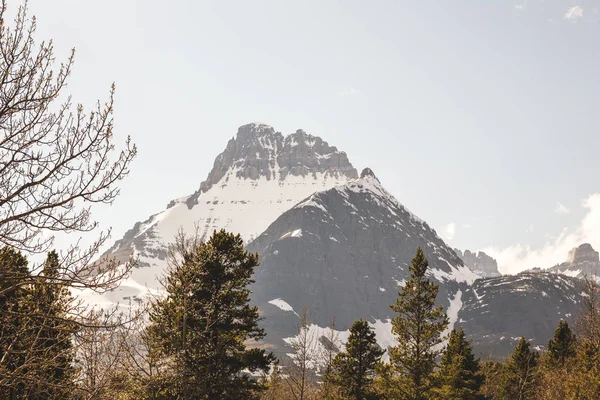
[0,1,137,397]
[319,316,340,399]
[285,306,319,400]
[0,0,136,292]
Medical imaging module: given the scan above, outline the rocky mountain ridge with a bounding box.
[543,243,600,280]
[455,249,501,278]
[99,123,357,304]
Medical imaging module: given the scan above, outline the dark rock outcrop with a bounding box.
[455,249,501,278]
[545,243,600,279]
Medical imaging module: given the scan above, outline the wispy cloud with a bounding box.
[483,194,600,273]
[564,5,584,22]
[443,222,456,241]
[339,88,359,97]
[555,202,571,215]
[514,4,524,11]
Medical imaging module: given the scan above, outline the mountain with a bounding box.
[543,243,600,280]
[455,249,501,278]
[97,121,587,361]
[456,271,584,358]
[247,167,477,354]
[100,123,357,304]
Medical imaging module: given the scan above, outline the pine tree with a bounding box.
[331,319,384,400]
[389,248,449,400]
[148,229,275,399]
[0,249,78,399]
[0,247,32,398]
[320,317,341,400]
[432,329,484,400]
[28,251,77,399]
[499,337,538,400]
[546,320,576,369]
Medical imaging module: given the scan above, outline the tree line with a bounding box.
[3,229,600,399]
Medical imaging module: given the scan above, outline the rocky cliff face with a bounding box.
[545,243,600,279]
[99,123,357,305]
[455,249,501,278]
[185,124,357,208]
[247,168,475,352]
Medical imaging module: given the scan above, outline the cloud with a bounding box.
[339,88,359,96]
[443,223,456,241]
[483,194,600,274]
[555,202,571,215]
[515,4,524,10]
[564,5,584,22]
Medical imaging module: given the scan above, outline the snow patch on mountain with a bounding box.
[443,289,463,337]
[268,298,298,315]
[283,319,398,366]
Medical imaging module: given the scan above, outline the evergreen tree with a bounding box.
[546,320,576,369]
[499,337,538,400]
[148,229,275,399]
[0,249,78,399]
[389,248,449,400]
[28,251,77,399]
[432,329,484,400]
[0,247,32,398]
[331,319,384,400]
[321,317,341,400]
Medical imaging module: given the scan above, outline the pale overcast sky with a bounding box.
[21,0,600,273]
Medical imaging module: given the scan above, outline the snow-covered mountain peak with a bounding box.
[98,124,358,304]
[184,124,357,208]
[360,167,380,181]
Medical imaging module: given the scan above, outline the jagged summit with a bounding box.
[567,243,599,264]
[360,167,379,181]
[99,123,358,304]
[184,124,357,208]
[455,249,501,278]
[541,243,600,279]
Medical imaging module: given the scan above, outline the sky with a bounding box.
[18,0,600,273]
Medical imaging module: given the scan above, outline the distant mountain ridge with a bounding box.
[543,243,600,280]
[454,249,501,278]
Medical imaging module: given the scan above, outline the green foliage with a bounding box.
[28,251,78,399]
[0,247,32,398]
[148,229,275,399]
[546,320,576,369]
[479,359,504,399]
[498,337,538,400]
[0,248,77,399]
[389,248,449,400]
[330,319,384,400]
[432,329,484,400]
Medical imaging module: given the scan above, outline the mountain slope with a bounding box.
[101,123,357,304]
[247,168,476,352]
[457,272,585,358]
